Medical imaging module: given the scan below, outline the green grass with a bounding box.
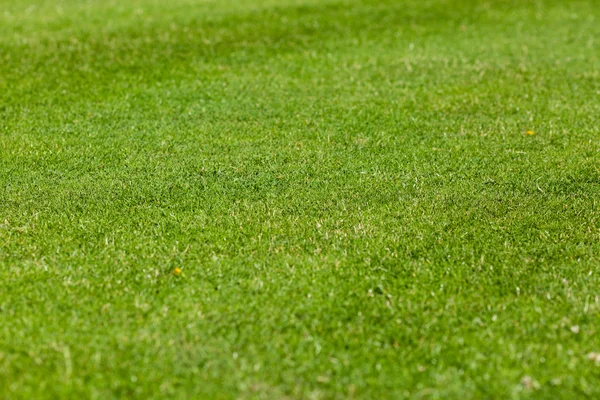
[1,0,600,398]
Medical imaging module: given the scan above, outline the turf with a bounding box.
[1,0,600,398]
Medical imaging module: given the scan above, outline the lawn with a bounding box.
[1,0,600,398]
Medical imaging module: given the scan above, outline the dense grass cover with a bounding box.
[1,0,600,398]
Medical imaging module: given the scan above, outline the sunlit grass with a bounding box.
[1,0,600,398]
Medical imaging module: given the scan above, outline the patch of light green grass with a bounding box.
[1,0,600,398]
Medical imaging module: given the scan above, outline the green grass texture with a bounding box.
[1,0,600,398]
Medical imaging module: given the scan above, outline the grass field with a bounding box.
[1,0,600,398]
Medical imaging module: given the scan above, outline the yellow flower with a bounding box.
[173,267,182,276]
[526,130,534,135]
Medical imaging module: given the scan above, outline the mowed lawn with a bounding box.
[1,0,600,398]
